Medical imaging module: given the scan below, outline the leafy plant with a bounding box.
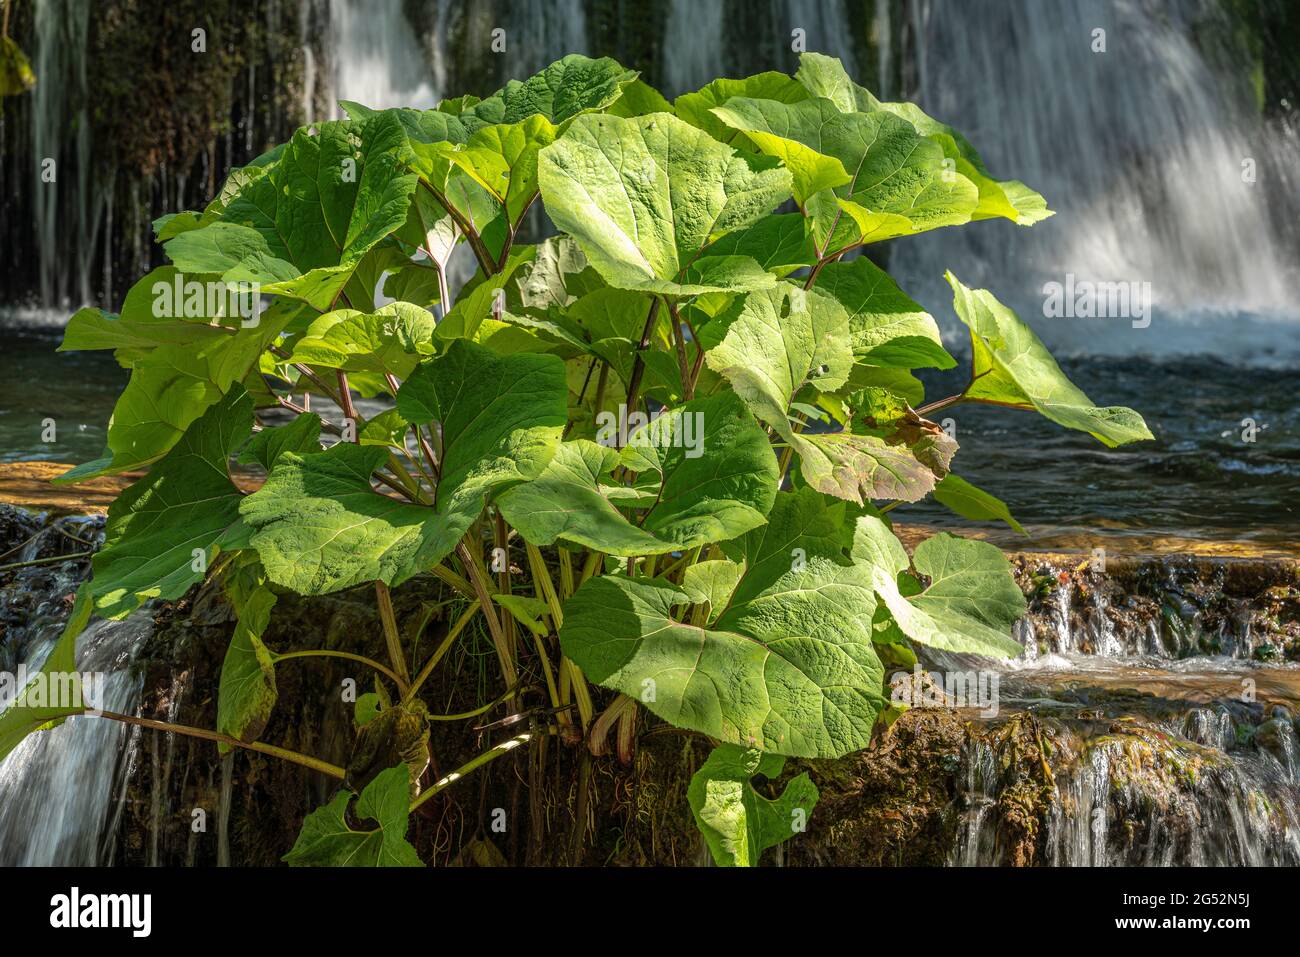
[3,52,1148,867]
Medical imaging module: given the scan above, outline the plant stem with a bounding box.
[95,709,345,779]
[374,582,412,692]
[623,297,662,421]
[272,648,405,687]
[336,371,358,431]
[409,729,543,812]
[429,562,476,601]
[915,393,964,417]
[427,683,522,722]
[456,541,517,695]
[405,600,480,701]
[0,551,92,573]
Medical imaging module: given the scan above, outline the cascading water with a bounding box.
[932,552,1300,866]
[889,0,1300,360]
[0,508,149,866]
[0,616,149,866]
[30,0,97,310]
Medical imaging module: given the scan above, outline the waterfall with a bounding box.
[662,0,726,97]
[309,0,438,114]
[888,0,1300,358]
[30,0,97,310]
[0,615,149,866]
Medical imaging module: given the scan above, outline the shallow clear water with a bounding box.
[905,354,1300,555]
[0,330,126,467]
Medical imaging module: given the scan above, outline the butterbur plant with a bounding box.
[1,52,1149,866]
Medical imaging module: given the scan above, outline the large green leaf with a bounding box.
[945,272,1152,447]
[164,112,418,310]
[538,111,792,295]
[290,302,437,380]
[216,557,278,751]
[59,267,242,355]
[498,440,668,556]
[701,213,817,278]
[721,486,855,608]
[674,71,809,144]
[467,54,637,127]
[815,256,955,369]
[88,389,254,619]
[283,765,423,867]
[501,391,777,556]
[243,341,566,594]
[711,95,978,253]
[0,587,93,765]
[57,287,296,484]
[688,744,818,867]
[560,548,886,758]
[619,391,780,544]
[793,53,1052,226]
[851,516,1026,657]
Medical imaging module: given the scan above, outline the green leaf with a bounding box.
[354,693,383,728]
[680,559,744,625]
[606,78,674,118]
[492,595,552,637]
[0,36,37,97]
[0,586,93,765]
[538,111,792,295]
[688,744,818,867]
[560,553,886,759]
[238,414,323,471]
[88,389,254,619]
[852,516,1026,657]
[618,391,780,546]
[793,54,1051,226]
[675,71,809,144]
[512,235,603,314]
[59,267,242,355]
[499,440,671,556]
[290,302,437,380]
[792,52,877,113]
[57,292,294,483]
[164,112,418,310]
[443,114,557,227]
[933,474,1027,535]
[357,409,410,449]
[283,765,423,867]
[711,96,978,252]
[701,213,817,279]
[721,486,855,608]
[436,245,537,342]
[945,272,1153,447]
[703,283,933,504]
[501,392,778,557]
[467,54,637,127]
[815,256,955,369]
[708,97,850,205]
[216,558,279,751]
[244,342,566,594]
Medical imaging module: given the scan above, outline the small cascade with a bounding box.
[946,708,1300,867]
[0,614,150,866]
[0,506,150,866]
